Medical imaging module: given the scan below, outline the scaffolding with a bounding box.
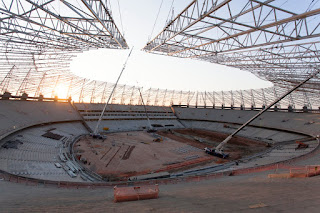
[0,1,319,110]
[143,0,320,101]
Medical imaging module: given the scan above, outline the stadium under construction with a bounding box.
[0,0,320,212]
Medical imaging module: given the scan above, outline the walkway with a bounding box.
[1,171,320,212]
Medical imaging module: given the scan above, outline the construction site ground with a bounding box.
[74,129,268,180]
[2,171,320,213]
[158,129,268,161]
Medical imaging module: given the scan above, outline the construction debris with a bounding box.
[249,203,267,209]
[295,141,309,150]
[153,137,163,142]
[114,185,159,202]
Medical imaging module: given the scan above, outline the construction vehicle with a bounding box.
[295,141,309,150]
[147,128,157,133]
[90,133,106,140]
[204,135,231,159]
[204,147,229,159]
[153,137,163,142]
[138,88,157,133]
[92,48,133,137]
[204,70,320,159]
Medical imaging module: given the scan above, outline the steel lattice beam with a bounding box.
[0,0,128,78]
[143,0,320,95]
[0,0,319,109]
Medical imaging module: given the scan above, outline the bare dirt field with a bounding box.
[74,131,213,180]
[161,129,268,160]
[74,129,268,181]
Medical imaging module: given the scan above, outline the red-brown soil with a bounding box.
[74,129,268,181]
[158,129,268,160]
[74,132,213,181]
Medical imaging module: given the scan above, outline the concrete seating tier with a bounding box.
[219,139,318,173]
[0,122,88,182]
[0,100,82,139]
[75,103,173,113]
[181,121,305,144]
[0,101,318,183]
[174,107,320,136]
[86,119,184,133]
[75,103,176,121]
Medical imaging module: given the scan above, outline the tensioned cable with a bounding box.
[306,0,318,12]
[166,0,175,23]
[93,47,134,134]
[117,0,124,35]
[149,0,164,41]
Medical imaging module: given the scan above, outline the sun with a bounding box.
[53,84,69,99]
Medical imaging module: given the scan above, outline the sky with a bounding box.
[70,0,273,92]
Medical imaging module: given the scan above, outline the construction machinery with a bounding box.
[204,69,320,159]
[204,146,229,159]
[295,141,309,150]
[90,133,106,140]
[92,48,133,138]
[138,88,156,133]
[153,137,163,142]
